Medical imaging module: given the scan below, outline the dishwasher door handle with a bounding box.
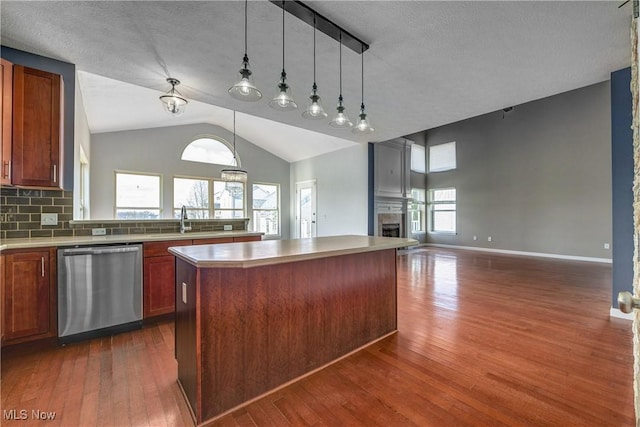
[60,246,141,256]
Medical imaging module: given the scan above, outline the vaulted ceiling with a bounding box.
[1,1,631,162]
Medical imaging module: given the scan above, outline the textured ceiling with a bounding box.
[0,1,632,162]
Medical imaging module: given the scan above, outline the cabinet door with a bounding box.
[4,250,51,341]
[12,65,61,187]
[144,255,177,318]
[1,59,12,186]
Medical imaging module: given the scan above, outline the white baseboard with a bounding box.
[423,243,612,264]
[610,307,634,321]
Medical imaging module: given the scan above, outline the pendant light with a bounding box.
[302,14,327,120]
[352,45,374,134]
[329,32,352,128]
[228,0,262,101]
[269,0,297,111]
[221,111,248,183]
[159,78,188,116]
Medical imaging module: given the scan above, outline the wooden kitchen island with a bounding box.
[169,235,416,425]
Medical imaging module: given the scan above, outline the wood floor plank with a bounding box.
[1,248,634,426]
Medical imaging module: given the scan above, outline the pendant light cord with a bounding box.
[244,0,248,55]
[339,32,343,96]
[361,44,365,107]
[313,14,316,84]
[281,0,285,72]
[233,111,237,161]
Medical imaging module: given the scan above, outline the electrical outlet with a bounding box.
[41,213,58,226]
[604,243,610,250]
[92,228,107,236]
[487,236,492,242]
[223,225,233,231]
[473,235,478,241]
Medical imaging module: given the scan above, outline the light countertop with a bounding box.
[169,235,418,269]
[0,230,264,251]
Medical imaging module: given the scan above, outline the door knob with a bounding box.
[617,291,640,313]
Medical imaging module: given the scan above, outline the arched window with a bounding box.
[181,136,239,167]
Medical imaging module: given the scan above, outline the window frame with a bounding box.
[180,134,241,167]
[251,182,281,238]
[212,179,246,219]
[409,188,426,234]
[428,141,457,173]
[114,170,163,219]
[428,187,457,234]
[172,175,211,219]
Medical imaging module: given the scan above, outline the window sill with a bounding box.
[428,231,458,236]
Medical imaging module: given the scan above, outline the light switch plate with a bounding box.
[41,213,58,226]
[223,225,233,231]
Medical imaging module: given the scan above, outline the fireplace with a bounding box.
[381,223,401,238]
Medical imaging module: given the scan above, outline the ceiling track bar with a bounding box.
[268,0,369,54]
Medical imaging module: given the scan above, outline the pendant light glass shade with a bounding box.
[329,33,352,128]
[329,95,352,128]
[159,78,188,116]
[353,103,374,134]
[229,0,262,101]
[221,111,248,183]
[270,70,297,111]
[302,15,327,120]
[352,46,374,134]
[269,0,297,111]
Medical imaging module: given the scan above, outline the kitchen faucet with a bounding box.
[180,205,192,233]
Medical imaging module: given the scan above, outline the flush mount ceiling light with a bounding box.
[229,0,262,101]
[269,0,297,111]
[302,14,327,120]
[352,45,374,134]
[329,32,352,129]
[221,111,248,183]
[159,78,188,116]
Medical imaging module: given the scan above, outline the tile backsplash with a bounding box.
[1,187,73,239]
[0,186,249,240]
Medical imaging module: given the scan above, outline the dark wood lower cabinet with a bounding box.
[2,248,56,346]
[143,236,262,320]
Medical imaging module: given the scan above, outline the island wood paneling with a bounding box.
[177,248,397,423]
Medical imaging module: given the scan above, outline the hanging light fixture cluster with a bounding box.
[228,0,374,134]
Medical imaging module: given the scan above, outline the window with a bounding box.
[409,188,426,233]
[173,177,209,219]
[428,141,456,172]
[181,136,238,166]
[213,180,245,218]
[252,183,280,236]
[411,144,426,173]
[429,188,456,233]
[115,172,161,219]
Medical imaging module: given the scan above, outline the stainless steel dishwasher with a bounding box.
[57,243,143,343]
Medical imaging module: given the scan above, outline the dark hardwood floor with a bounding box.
[1,248,634,426]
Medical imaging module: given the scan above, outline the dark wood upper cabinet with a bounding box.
[1,59,13,186]
[11,65,62,188]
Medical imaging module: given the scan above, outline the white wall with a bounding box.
[73,75,91,219]
[90,123,291,238]
[290,144,369,237]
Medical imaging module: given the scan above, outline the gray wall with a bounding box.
[90,123,291,238]
[424,81,612,259]
[290,144,369,237]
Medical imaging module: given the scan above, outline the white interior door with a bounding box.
[295,180,316,239]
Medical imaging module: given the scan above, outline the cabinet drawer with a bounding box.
[144,240,192,257]
[192,237,234,245]
[233,235,261,242]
